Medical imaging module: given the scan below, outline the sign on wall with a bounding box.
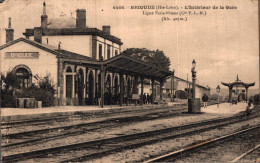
[5,52,39,59]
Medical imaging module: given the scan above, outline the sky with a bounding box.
[0,0,259,92]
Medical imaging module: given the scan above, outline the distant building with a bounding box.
[162,76,210,99]
[135,76,210,101]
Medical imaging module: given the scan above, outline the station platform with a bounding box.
[0,101,252,122]
[0,102,184,122]
[201,102,251,115]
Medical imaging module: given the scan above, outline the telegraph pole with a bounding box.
[187,73,189,98]
[58,42,61,106]
[259,0,260,104]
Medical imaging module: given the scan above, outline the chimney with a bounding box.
[102,26,110,35]
[34,27,42,43]
[5,18,14,43]
[41,2,48,28]
[76,9,86,29]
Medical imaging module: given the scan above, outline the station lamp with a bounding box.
[188,59,201,113]
[191,59,197,98]
[192,59,196,69]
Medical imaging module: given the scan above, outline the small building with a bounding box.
[163,76,210,99]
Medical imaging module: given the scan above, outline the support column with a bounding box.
[133,76,138,94]
[188,83,191,99]
[140,77,144,105]
[83,68,86,100]
[57,60,64,106]
[61,65,66,106]
[120,73,124,106]
[94,69,98,103]
[229,86,232,103]
[172,75,174,102]
[245,87,248,103]
[171,70,175,102]
[63,74,66,99]
[160,80,163,100]
[72,74,75,105]
[192,77,196,99]
[171,77,173,101]
[74,74,79,106]
[101,65,105,108]
[151,79,155,104]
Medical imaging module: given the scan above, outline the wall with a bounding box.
[196,86,210,99]
[164,77,210,99]
[0,41,58,84]
[96,36,120,60]
[29,35,92,57]
[176,79,190,91]
[138,84,151,95]
[29,35,121,60]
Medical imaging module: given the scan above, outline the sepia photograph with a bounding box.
[0,0,259,162]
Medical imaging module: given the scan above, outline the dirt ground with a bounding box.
[92,117,260,163]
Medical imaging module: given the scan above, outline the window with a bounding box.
[16,68,31,88]
[115,50,118,56]
[99,44,103,60]
[66,66,72,72]
[107,46,111,59]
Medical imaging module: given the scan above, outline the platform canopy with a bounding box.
[102,54,173,81]
[221,75,255,102]
[221,81,255,88]
[221,74,255,89]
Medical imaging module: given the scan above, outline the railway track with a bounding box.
[1,101,226,149]
[2,106,187,148]
[145,124,260,162]
[2,109,259,162]
[231,144,260,162]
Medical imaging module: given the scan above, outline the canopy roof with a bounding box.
[221,81,255,88]
[103,54,173,81]
[221,75,255,88]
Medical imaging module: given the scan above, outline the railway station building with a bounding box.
[0,3,173,107]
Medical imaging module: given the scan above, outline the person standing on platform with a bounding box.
[147,93,150,104]
[143,93,147,104]
[202,93,209,108]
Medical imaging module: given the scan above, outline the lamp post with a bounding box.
[216,85,220,108]
[191,59,196,99]
[171,69,175,102]
[57,42,61,106]
[188,59,201,113]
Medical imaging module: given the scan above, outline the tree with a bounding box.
[122,48,171,70]
[1,71,21,94]
[1,71,56,107]
[36,74,56,107]
[1,71,21,107]
[15,74,56,107]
